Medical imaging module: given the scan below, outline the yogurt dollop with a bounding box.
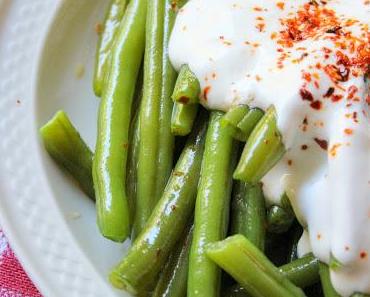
[169,0,370,295]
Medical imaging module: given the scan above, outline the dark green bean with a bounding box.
[40,110,94,199]
[110,116,207,294]
[267,205,295,234]
[172,64,200,104]
[231,182,265,251]
[93,0,129,96]
[188,111,237,297]
[280,254,319,288]
[171,102,198,136]
[93,0,147,242]
[133,0,166,238]
[152,223,193,297]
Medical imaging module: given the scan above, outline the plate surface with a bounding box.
[0,1,130,296]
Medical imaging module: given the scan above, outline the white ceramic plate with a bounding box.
[0,1,131,296]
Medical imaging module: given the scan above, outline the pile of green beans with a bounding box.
[38,0,367,296]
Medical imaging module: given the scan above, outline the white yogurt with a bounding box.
[169,0,370,295]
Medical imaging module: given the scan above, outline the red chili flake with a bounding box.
[314,81,320,89]
[344,128,353,135]
[271,32,278,39]
[314,138,328,150]
[276,2,285,10]
[329,143,342,157]
[253,6,263,12]
[323,47,332,54]
[287,160,293,166]
[353,111,359,123]
[303,117,309,125]
[203,86,211,101]
[302,72,312,82]
[326,26,342,34]
[310,100,323,110]
[170,1,177,10]
[331,94,343,102]
[301,144,309,150]
[324,64,350,83]
[366,95,370,105]
[178,96,190,104]
[324,87,335,97]
[347,85,358,100]
[95,23,104,35]
[360,251,368,259]
[300,88,314,102]
[256,23,266,32]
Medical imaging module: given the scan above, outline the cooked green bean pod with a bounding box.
[206,235,306,297]
[223,254,319,296]
[188,111,237,297]
[93,0,147,242]
[221,105,250,141]
[133,0,166,238]
[231,182,265,251]
[93,0,129,97]
[152,223,193,297]
[155,0,180,201]
[110,116,207,294]
[237,108,264,139]
[234,106,285,183]
[40,110,94,199]
[172,64,200,104]
[319,263,340,297]
[267,205,295,234]
[171,102,199,136]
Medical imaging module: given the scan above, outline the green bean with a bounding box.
[319,263,340,297]
[237,108,264,139]
[133,0,166,238]
[93,0,147,242]
[231,182,265,251]
[287,223,303,263]
[221,105,250,141]
[93,0,129,97]
[126,110,140,223]
[152,223,193,297]
[223,285,251,297]
[224,254,319,296]
[110,116,207,294]
[234,106,285,183]
[154,0,179,201]
[188,111,237,297]
[40,110,94,199]
[280,254,319,288]
[352,294,370,297]
[171,102,199,136]
[172,64,200,104]
[206,235,306,297]
[267,205,295,234]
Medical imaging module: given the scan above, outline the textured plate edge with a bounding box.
[0,1,123,297]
